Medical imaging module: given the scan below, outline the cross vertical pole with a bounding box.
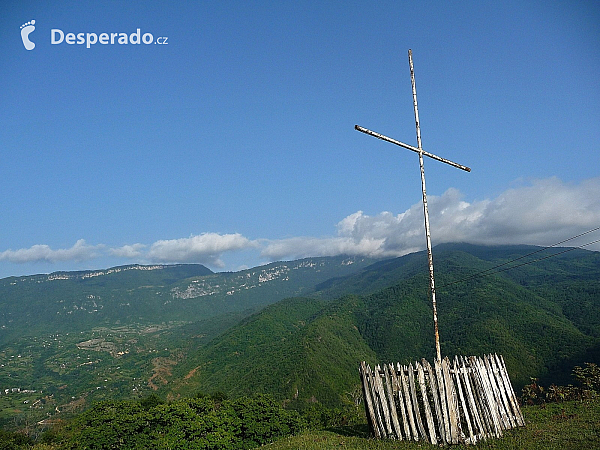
[408,49,441,362]
[354,50,470,364]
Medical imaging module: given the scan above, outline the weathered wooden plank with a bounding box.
[484,356,510,431]
[417,361,438,444]
[483,355,507,430]
[384,363,403,439]
[475,357,503,438]
[369,364,388,438]
[495,354,525,426]
[391,363,411,439]
[374,365,393,437]
[470,356,496,438]
[422,358,444,443]
[408,362,427,440]
[453,357,474,443]
[459,356,486,442]
[488,354,515,429]
[370,364,387,439]
[389,363,400,395]
[360,362,381,438]
[442,357,461,444]
[434,359,451,445]
[399,364,419,440]
[472,356,497,437]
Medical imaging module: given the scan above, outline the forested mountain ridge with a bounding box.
[166,244,600,407]
[0,256,374,340]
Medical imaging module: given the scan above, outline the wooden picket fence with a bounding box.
[359,354,525,445]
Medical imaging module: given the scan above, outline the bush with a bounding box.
[521,362,599,405]
[298,403,352,429]
[0,430,32,449]
[232,394,305,449]
[60,394,304,449]
[573,362,600,397]
[139,393,165,410]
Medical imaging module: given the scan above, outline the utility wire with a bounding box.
[483,238,600,273]
[438,226,600,288]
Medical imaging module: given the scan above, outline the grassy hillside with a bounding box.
[168,296,379,408]
[266,399,600,450]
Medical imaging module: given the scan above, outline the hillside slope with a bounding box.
[168,295,379,407]
[0,256,375,424]
[167,244,600,405]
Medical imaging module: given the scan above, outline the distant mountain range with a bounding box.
[0,245,598,424]
[0,256,374,343]
[164,243,600,407]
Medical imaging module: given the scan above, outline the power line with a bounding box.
[481,238,600,275]
[438,227,600,288]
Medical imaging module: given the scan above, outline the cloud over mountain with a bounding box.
[261,177,600,260]
[1,177,598,273]
[109,243,147,258]
[0,239,101,264]
[147,233,258,267]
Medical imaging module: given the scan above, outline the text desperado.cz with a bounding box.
[51,29,168,48]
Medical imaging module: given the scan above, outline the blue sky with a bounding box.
[1,1,599,278]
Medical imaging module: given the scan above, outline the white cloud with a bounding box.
[109,243,146,258]
[0,239,101,264]
[1,177,598,273]
[147,233,258,267]
[474,177,600,244]
[261,177,600,261]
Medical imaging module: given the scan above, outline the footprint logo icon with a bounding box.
[20,20,36,50]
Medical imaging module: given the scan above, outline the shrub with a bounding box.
[232,394,305,448]
[0,430,32,449]
[298,403,352,429]
[139,393,165,410]
[60,394,304,449]
[521,362,600,405]
[521,378,546,405]
[572,362,600,398]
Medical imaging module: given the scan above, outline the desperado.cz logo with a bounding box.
[20,19,168,50]
[52,28,168,48]
[20,20,36,50]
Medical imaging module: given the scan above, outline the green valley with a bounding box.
[0,244,599,437]
[0,256,375,425]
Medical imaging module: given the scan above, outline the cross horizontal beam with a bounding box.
[354,124,471,173]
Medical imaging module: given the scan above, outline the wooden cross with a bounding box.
[355,49,470,362]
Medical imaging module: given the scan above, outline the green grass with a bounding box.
[264,399,600,450]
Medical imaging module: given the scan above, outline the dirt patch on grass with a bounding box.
[184,366,200,380]
[148,352,184,390]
